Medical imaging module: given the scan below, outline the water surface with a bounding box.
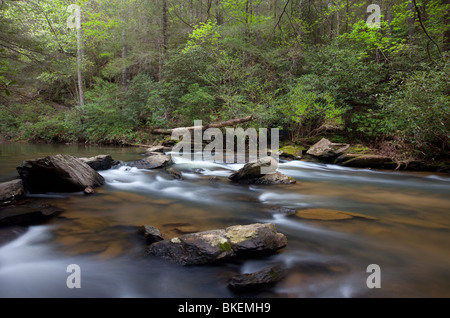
[1,143,449,297]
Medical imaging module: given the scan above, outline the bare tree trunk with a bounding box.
[158,42,163,81]
[152,116,255,134]
[76,10,84,107]
[443,0,450,52]
[336,0,340,37]
[215,0,223,25]
[256,1,262,46]
[122,29,128,89]
[162,0,168,52]
[407,0,415,44]
[190,0,194,24]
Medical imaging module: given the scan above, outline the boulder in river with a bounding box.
[148,223,287,266]
[0,201,63,226]
[16,154,105,194]
[228,264,286,293]
[127,154,173,169]
[306,138,350,159]
[165,167,183,180]
[229,157,296,185]
[79,154,119,171]
[145,145,166,154]
[334,154,396,169]
[0,179,24,206]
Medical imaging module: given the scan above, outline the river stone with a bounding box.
[79,154,119,171]
[335,154,396,169]
[229,157,295,185]
[145,145,166,154]
[295,208,377,221]
[148,223,287,265]
[306,138,350,159]
[0,179,24,205]
[165,167,183,180]
[148,229,233,265]
[228,265,286,293]
[127,154,173,169]
[16,154,105,193]
[138,225,164,244]
[0,202,63,226]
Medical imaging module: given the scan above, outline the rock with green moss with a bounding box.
[278,145,303,160]
[147,223,287,265]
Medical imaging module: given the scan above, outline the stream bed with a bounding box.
[1,143,449,297]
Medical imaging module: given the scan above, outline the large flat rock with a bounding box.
[16,154,105,193]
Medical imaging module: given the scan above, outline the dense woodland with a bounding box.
[0,0,448,162]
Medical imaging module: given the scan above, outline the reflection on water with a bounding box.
[0,143,450,297]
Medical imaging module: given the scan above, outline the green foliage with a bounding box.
[183,21,221,54]
[80,78,139,144]
[278,75,345,140]
[304,45,388,112]
[0,101,77,142]
[380,62,450,157]
[178,83,216,124]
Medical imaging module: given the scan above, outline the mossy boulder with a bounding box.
[147,223,287,265]
[278,145,303,160]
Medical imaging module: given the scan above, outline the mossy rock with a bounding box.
[279,145,303,159]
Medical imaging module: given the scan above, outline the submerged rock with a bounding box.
[306,138,350,159]
[16,154,105,193]
[295,208,377,221]
[229,157,295,185]
[127,154,173,169]
[228,265,286,293]
[79,154,119,171]
[0,201,63,226]
[148,223,287,266]
[0,179,24,206]
[165,167,183,180]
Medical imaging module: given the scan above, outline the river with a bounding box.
[1,143,449,298]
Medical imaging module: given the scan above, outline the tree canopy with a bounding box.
[0,0,449,160]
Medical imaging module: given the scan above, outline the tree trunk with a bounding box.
[76,8,84,107]
[407,0,415,44]
[162,0,168,52]
[443,0,450,52]
[152,116,255,134]
[256,1,262,46]
[190,0,194,24]
[215,0,223,25]
[122,29,128,89]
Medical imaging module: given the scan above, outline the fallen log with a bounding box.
[152,115,255,135]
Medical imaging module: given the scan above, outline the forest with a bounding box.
[0,0,449,163]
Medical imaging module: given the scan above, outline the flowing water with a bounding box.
[0,143,449,298]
